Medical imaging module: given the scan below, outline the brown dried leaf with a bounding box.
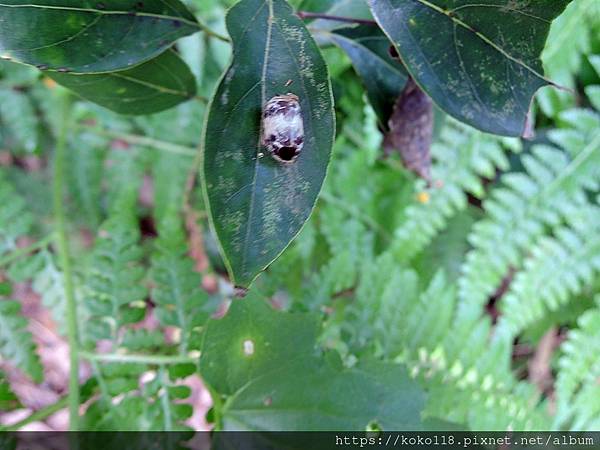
[383,78,433,181]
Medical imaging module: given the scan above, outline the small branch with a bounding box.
[183,141,209,273]
[0,396,69,432]
[529,327,559,394]
[81,351,197,366]
[297,11,377,26]
[197,20,230,43]
[159,366,173,431]
[52,93,80,431]
[75,123,196,157]
[0,233,55,268]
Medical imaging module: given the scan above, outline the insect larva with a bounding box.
[261,93,304,164]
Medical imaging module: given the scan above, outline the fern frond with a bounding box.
[497,202,600,337]
[84,362,193,431]
[150,217,208,353]
[83,213,147,347]
[0,370,20,411]
[459,110,600,323]
[32,251,67,328]
[538,0,599,116]
[104,146,148,215]
[346,255,549,430]
[67,135,107,228]
[0,170,33,256]
[389,121,516,262]
[554,297,600,430]
[151,151,192,224]
[0,299,42,382]
[0,87,38,154]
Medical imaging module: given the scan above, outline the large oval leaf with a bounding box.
[201,296,426,431]
[369,0,572,136]
[202,0,335,288]
[328,25,408,128]
[0,0,199,73]
[47,50,196,115]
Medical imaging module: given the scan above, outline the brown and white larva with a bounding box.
[261,93,304,164]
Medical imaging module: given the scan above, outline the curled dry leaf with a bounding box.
[383,78,433,181]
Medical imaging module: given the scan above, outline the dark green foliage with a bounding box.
[0,0,599,435]
[150,218,209,353]
[200,296,426,430]
[0,299,43,382]
[83,214,147,346]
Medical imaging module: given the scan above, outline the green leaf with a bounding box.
[328,25,408,128]
[369,0,572,136]
[0,299,43,382]
[0,0,199,73]
[304,0,373,32]
[47,50,197,115]
[203,0,335,287]
[200,295,425,431]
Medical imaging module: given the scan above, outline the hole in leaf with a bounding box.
[243,339,255,356]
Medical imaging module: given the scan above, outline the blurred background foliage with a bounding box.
[0,0,600,433]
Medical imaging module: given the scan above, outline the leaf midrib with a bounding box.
[412,0,551,83]
[0,3,199,28]
[240,0,272,281]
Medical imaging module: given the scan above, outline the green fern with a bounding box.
[0,370,20,411]
[83,213,147,347]
[458,109,600,324]
[0,170,33,256]
[84,361,194,431]
[538,0,600,117]
[497,201,600,337]
[67,133,108,228]
[0,87,39,154]
[554,297,600,430]
[151,152,192,224]
[150,217,208,353]
[345,255,549,430]
[0,298,42,382]
[389,121,518,263]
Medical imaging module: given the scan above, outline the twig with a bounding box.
[528,327,559,394]
[297,11,377,26]
[75,123,196,157]
[0,396,69,432]
[183,142,209,273]
[197,20,230,43]
[159,366,173,431]
[52,93,80,431]
[0,233,55,267]
[80,351,197,366]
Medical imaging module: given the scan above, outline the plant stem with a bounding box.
[52,93,80,431]
[0,233,55,267]
[0,396,69,432]
[80,351,197,366]
[297,11,377,25]
[197,20,230,43]
[75,123,197,156]
[159,366,173,431]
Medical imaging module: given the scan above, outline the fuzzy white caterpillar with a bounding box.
[261,93,304,164]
